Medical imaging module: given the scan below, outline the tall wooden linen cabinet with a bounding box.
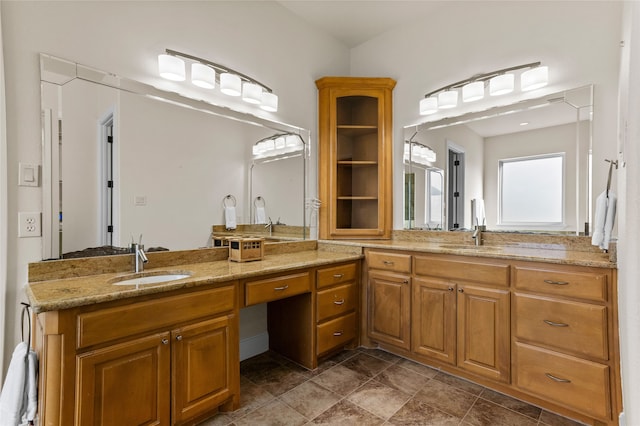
[316,77,396,239]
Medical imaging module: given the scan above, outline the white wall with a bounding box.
[1,0,349,375]
[617,2,640,424]
[349,1,622,231]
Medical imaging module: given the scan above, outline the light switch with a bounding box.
[19,163,39,187]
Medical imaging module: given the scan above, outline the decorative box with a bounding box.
[228,237,265,262]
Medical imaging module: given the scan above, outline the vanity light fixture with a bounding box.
[158,54,186,81]
[419,62,548,115]
[158,49,278,111]
[252,132,304,160]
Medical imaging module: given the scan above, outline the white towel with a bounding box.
[255,206,267,224]
[0,342,38,426]
[591,190,617,250]
[472,199,485,227]
[224,206,237,230]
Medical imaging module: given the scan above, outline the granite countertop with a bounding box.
[26,249,362,313]
[27,234,615,314]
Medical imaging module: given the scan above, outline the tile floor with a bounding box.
[199,348,587,426]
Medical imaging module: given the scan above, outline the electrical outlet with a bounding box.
[18,212,42,238]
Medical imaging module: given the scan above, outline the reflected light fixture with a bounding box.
[419,62,548,115]
[158,49,278,111]
[252,132,304,159]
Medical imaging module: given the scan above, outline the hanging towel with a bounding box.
[591,190,617,250]
[224,206,237,230]
[0,342,38,426]
[255,206,267,224]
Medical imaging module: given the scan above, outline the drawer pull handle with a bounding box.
[545,373,571,383]
[383,260,395,266]
[161,338,169,345]
[176,335,183,341]
[334,299,345,305]
[543,319,569,327]
[333,274,344,279]
[544,279,569,286]
[333,331,343,337]
[274,285,289,291]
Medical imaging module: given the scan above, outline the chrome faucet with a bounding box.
[131,243,148,272]
[264,217,273,236]
[472,225,485,246]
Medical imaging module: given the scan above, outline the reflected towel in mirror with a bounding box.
[225,206,237,230]
[255,206,267,224]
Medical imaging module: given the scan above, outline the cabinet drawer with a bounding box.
[317,263,357,289]
[77,285,236,349]
[514,293,608,360]
[317,282,357,322]
[514,342,610,421]
[414,255,509,286]
[513,265,608,302]
[317,312,357,355]
[245,272,311,306]
[367,251,411,273]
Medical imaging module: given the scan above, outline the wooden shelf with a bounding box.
[317,76,396,239]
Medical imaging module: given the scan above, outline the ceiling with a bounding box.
[277,1,443,47]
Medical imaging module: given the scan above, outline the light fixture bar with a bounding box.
[422,61,541,99]
[165,48,273,93]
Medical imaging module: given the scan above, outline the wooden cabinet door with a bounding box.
[367,270,411,350]
[412,277,456,365]
[172,314,237,425]
[76,332,170,426]
[457,284,510,382]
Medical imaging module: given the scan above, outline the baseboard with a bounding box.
[239,332,269,361]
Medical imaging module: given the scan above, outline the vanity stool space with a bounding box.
[362,248,621,426]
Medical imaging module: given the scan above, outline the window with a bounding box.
[499,153,564,225]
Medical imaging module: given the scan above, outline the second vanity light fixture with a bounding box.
[419,62,548,115]
[158,49,278,112]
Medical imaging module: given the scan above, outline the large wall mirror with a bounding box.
[40,54,310,260]
[404,85,593,234]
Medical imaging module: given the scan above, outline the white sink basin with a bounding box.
[111,271,192,286]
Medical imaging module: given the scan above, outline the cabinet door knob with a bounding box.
[161,338,169,345]
[543,319,569,327]
[176,335,183,341]
[274,285,289,291]
[545,373,571,383]
[403,280,409,284]
[544,279,569,286]
[448,287,454,292]
[458,288,464,293]
[334,299,345,305]
[333,331,343,337]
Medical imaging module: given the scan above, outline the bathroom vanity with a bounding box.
[27,242,361,426]
[27,236,619,426]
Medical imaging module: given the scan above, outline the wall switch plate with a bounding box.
[18,212,42,238]
[19,163,40,187]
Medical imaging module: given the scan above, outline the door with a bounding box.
[412,277,456,364]
[76,332,170,426]
[367,270,411,350]
[172,315,237,424]
[457,284,510,382]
